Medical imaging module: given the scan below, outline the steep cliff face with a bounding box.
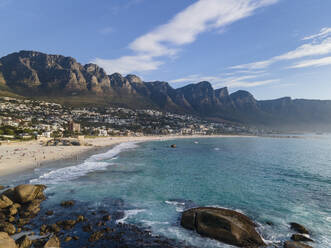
[83,63,111,94]
[1,50,331,131]
[0,51,89,94]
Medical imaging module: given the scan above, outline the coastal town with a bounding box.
[0,96,262,141]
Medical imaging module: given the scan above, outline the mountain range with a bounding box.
[1,50,331,131]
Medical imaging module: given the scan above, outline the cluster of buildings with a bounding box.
[0,96,261,140]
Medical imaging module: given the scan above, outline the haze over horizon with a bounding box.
[1,0,331,100]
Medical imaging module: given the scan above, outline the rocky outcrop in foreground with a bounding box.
[0,184,60,247]
[181,207,265,247]
[0,184,194,248]
[0,184,317,248]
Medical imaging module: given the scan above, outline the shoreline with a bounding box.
[0,134,252,177]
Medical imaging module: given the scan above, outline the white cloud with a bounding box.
[92,0,278,74]
[231,36,331,70]
[214,74,277,88]
[231,60,273,70]
[290,56,331,69]
[217,79,278,88]
[170,72,277,88]
[276,37,331,60]
[170,74,225,84]
[303,27,331,41]
[93,55,163,75]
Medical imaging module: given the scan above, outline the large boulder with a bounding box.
[284,241,312,248]
[3,185,46,204]
[13,185,46,204]
[181,207,265,247]
[0,232,16,248]
[60,200,75,208]
[290,223,309,234]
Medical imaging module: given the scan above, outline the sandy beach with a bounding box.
[0,135,248,176]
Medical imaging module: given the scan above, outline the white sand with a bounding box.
[0,135,248,176]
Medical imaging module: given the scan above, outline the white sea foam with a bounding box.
[12,231,50,241]
[141,220,169,226]
[165,200,185,206]
[116,209,146,224]
[165,200,185,212]
[30,142,138,185]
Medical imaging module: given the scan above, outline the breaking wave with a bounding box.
[30,142,138,185]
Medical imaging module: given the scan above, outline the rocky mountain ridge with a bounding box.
[1,50,331,131]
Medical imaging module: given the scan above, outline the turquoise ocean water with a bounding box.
[1,136,330,247]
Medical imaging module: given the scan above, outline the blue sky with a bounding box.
[1,0,331,100]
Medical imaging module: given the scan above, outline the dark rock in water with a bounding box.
[16,235,32,248]
[76,215,85,222]
[102,214,111,221]
[57,219,77,230]
[72,235,79,240]
[181,207,265,247]
[64,236,72,242]
[45,210,54,216]
[0,186,5,191]
[266,221,274,226]
[0,232,16,248]
[60,200,75,207]
[290,223,309,234]
[170,144,176,148]
[88,230,104,242]
[0,222,16,235]
[291,234,313,242]
[284,241,313,248]
[82,224,92,232]
[43,235,60,248]
[50,223,61,234]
